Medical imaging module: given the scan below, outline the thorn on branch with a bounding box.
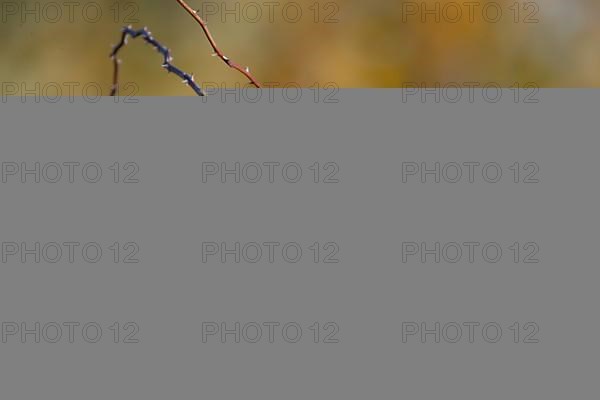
[110,26,205,97]
[175,0,261,88]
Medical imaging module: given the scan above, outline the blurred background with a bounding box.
[1,0,599,95]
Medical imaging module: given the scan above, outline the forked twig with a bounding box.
[110,26,205,96]
[174,0,261,88]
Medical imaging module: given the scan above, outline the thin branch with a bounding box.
[110,26,205,96]
[174,0,261,88]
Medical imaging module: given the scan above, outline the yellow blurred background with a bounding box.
[1,0,599,95]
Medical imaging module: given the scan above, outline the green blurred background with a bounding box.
[1,0,599,95]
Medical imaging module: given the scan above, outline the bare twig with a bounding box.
[174,0,261,88]
[110,26,205,96]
